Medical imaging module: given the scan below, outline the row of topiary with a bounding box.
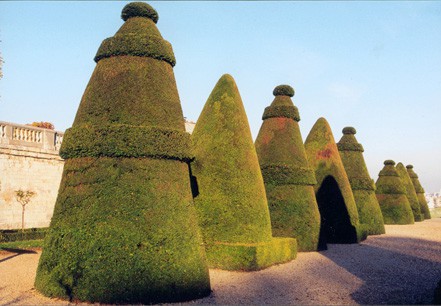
[33,2,431,304]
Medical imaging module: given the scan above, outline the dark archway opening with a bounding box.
[316,175,357,251]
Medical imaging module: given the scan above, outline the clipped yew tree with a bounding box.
[255,85,321,251]
[337,127,385,235]
[407,165,431,219]
[191,74,297,271]
[375,160,414,224]
[396,162,424,221]
[35,3,210,303]
[304,118,365,250]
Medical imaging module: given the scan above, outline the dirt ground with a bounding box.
[1,218,440,305]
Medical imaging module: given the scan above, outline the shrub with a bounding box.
[396,162,424,221]
[255,85,321,251]
[0,228,48,242]
[304,118,365,248]
[375,161,414,224]
[273,85,295,97]
[337,127,385,235]
[35,3,210,304]
[406,165,431,219]
[121,2,158,23]
[191,74,296,270]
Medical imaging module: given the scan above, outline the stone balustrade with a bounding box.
[0,121,63,152]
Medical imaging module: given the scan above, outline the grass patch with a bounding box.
[430,207,441,218]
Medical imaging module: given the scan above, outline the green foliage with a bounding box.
[262,105,300,121]
[0,239,43,250]
[35,4,210,303]
[342,126,356,135]
[260,164,316,186]
[205,238,297,271]
[375,163,414,224]
[304,117,363,244]
[396,163,424,222]
[255,92,320,251]
[191,74,296,268]
[337,131,385,235]
[384,160,396,166]
[95,5,175,66]
[121,2,158,23]
[35,158,210,303]
[407,166,431,219]
[0,228,48,242]
[273,85,295,97]
[61,125,192,162]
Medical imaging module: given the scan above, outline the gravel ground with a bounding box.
[1,218,440,305]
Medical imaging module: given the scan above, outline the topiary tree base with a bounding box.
[353,190,386,235]
[417,193,432,220]
[35,157,211,304]
[205,237,297,271]
[376,193,415,225]
[265,184,320,251]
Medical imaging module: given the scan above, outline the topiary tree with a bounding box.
[255,85,321,251]
[406,165,431,219]
[304,118,365,250]
[191,74,297,271]
[35,2,210,304]
[396,162,424,221]
[14,189,36,232]
[375,160,414,224]
[337,127,385,235]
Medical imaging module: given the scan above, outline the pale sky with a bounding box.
[1,1,440,192]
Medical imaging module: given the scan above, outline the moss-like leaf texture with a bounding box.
[337,128,385,235]
[273,84,295,97]
[95,5,175,66]
[375,161,415,224]
[35,3,210,303]
[121,2,158,23]
[255,88,321,251]
[304,118,366,248]
[191,74,296,270]
[406,165,431,219]
[396,163,424,222]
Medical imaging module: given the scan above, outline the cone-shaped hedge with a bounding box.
[407,165,431,219]
[396,163,424,222]
[304,118,365,250]
[337,127,385,235]
[191,75,297,271]
[35,3,210,303]
[375,160,414,224]
[255,85,321,251]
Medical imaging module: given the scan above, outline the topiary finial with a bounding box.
[342,126,356,135]
[384,160,395,166]
[121,2,159,23]
[406,164,413,169]
[273,85,295,97]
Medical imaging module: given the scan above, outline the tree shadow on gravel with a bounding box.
[321,236,441,305]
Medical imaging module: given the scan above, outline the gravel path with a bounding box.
[1,219,440,305]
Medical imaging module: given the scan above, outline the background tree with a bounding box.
[14,189,36,232]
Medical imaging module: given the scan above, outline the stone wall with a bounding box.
[0,121,64,229]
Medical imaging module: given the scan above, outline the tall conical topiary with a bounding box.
[375,160,414,224]
[255,85,321,251]
[406,165,431,219]
[35,3,210,303]
[304,118,365,250]
[191,74,297,271]
[337,127,385,235]
[396,163,424,222]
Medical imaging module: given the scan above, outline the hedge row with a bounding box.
[60,125,193,162]
[0,228,48,242]
[262,105,300,121]
[260,164,316,186]
[94,34,176,66]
